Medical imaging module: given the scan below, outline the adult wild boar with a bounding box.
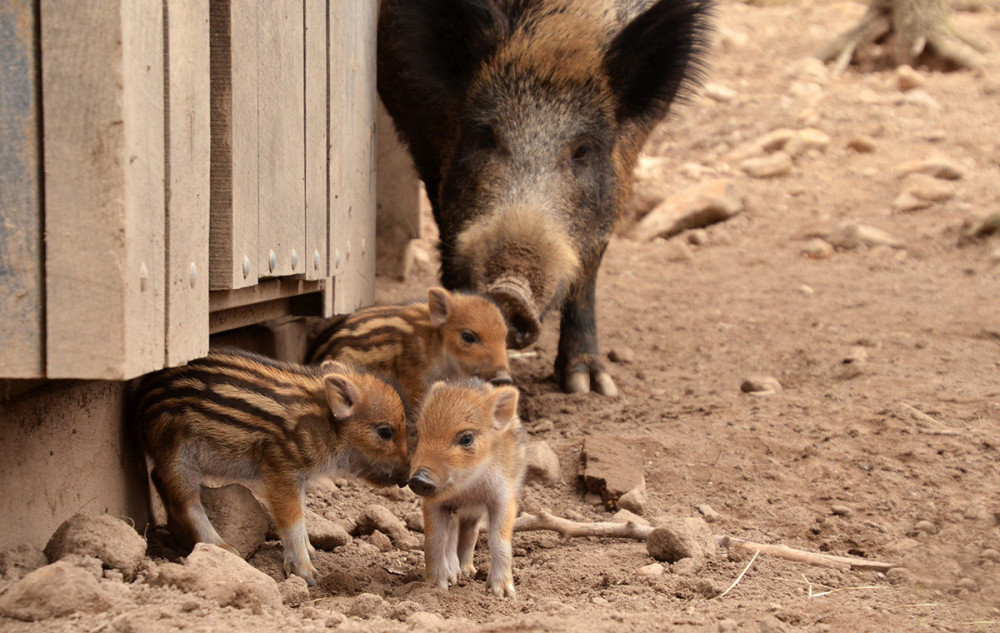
[378,0,712,396]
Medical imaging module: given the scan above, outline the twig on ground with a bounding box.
[717,549,759,599]
[900,401,959,435]
[513,511,897,572]
[800,573,881,598]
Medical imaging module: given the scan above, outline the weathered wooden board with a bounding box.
[164,0,211,366]
[375,101,422,278]
[257,0,305,279]
[304,0,329,281]
[0,0,44,378]
[209,0,258,290]
[329,0,377,313]
[42,0,166,380]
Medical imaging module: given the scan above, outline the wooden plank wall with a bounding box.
[303,0,329,281]
[164,0,211,366]
[0,0,44,377]
[42,0,166,380]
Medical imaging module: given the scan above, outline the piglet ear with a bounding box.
[489,385,519,431]
[604,0,712,126]
[427,287,454,328]
[325,374,361,421]
[320,360,349,375]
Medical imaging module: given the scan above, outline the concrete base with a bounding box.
[0,380,149,550]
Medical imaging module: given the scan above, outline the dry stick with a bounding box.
[717,550,759,599]
[513,511,896,573]
[899,401,958,435]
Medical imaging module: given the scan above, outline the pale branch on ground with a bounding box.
[514,511,896,572]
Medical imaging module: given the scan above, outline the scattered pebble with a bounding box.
[705,82,738,103]
[367,530,393,552]
[696,578,723,599]
[44,513,148,581]
[718,619,739,633]
[647,517,716,565]
[741,375,782,395]
[145,544,282,610]
[981,549,1000,563]
[325,612,348,628]
[843,346,868,366]
[608,347,636,364]
[914,520,937,535]
[831,505,853,517]
[633,179,744,242]
[784,129,830,157]
[278,575,310,606]
[663,239,696,262]
[635,563,665,578]
[886,567,912,585]
[345,592,388,619]
[760,615,790,633]
[389,600,423,621]
[524,441,561,484]
[697,504,721,523]
[407,611,446,630]
[355,505,409,543]
[846,136,877,153]
[896,65,924,92]
[619,485,648,515]
[404,510,424,533]
[802,238,835,259]
[956,577,979,593]
[591,596,610,606]
[828,222,905,250]
[895,157,967,180]
[671,557,701,576]
[903,173,957,202]
[798,284,815,295]
[740,151,793,178]
[687,229,709,246]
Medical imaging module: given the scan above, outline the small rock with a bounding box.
[145,543,281,610]
[389,599,423,621]
[663,239,696,262]
[0,561,112,621]
[580,435,646,510]
[524,441,561,484]
[44,513,148,580]
[886,567,912,585]
[633,179,744,242]
[980,549,1000,563]
[895,157,967,180]
[404,510,424,533]
[696,504,720,523]
[892,191,933,212]
[636,563,665,578]
[914,520,937,535]
[279,575,311,606]
[345,592,387,619]
[60,554,104,580]
[647,517,716,565]
[956,577,979,592]
[618,485,648,515]
[903,173,957,202]
[843,347,868,366]
[611,509,650,526]
[760,615,789,633]
[897,89,940,110]
[355,505,409,544]
[591,596,609,606]
[829,222,905,250]
[325,612,348,628]
[696,578,723,599]
[201,484,270,559]
[718,619,739,633]
[407,611,446,630]
[671,557,701,575]
[705,82,738,103]
[740,151,793,178]
[307,509,352,550]
[787,57,829,84]
[741,375,782,395]
[784,129,830,157]
[896,65,924,92]
[0,544,48,582]
[802,238,834,259]
[687,229,709,246]
[830,505,853,517]
[608,347,636,364]
[798,284,815,295]
[846,136,877,153]
[367,530,393,552]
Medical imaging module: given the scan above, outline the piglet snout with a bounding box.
[408,468,438,497]
[490,370,513,386]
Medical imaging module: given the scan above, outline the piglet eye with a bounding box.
[461,330,478,345]
[376,426,394,441]
[457,433,475,447]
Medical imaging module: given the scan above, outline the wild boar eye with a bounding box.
[456,433,475,447]
[376,426,394,441]
[571,143,592,166]
[460,330,478,345]
[475,125,497,150]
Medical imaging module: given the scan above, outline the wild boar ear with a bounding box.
[320,360,349,375]
[325,374,361,421]
[427,287,454,328]
[604,0,712,125]
[489,385,519,431]
[385,0,507,98]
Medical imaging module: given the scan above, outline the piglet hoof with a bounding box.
[284,557,318,587]
[487,578,516,599]
[460,561,476,577]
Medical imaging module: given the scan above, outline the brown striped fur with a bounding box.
[407,380,526,597]
[132,350,409,585]
[307,287,511,413]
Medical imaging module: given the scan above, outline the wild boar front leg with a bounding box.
[456,514,482,577]
[555,271,618,398]
[263,470,317,586]
[423,502,459,589]
[486,495,517,598]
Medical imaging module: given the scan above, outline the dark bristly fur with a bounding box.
[131,350,409,586]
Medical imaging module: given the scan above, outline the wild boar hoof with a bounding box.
[563,363,619,398]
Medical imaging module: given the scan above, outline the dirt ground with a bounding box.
[3,2,1000,632]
